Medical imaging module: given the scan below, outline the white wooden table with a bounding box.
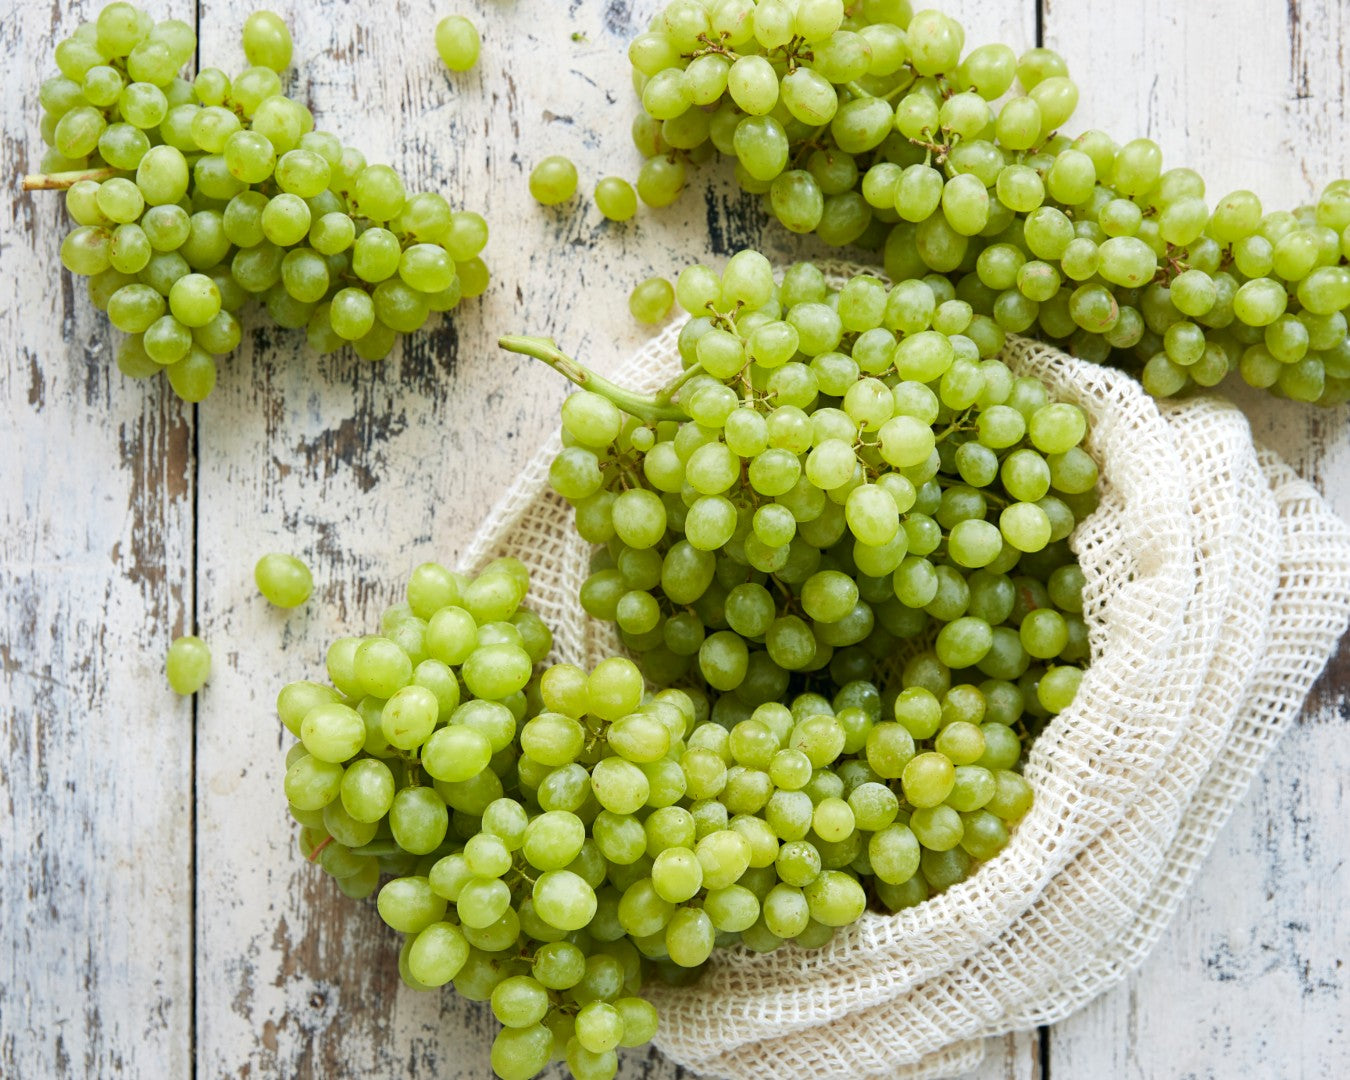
[1,1,1347,1077]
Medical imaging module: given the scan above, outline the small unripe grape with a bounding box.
[595,177,638,222]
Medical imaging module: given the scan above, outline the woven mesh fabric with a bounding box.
[461,265,1350,1080]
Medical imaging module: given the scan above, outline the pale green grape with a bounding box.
[242,10,293,71]
[529,156,578,206]
[166,634,210,694]
[594,177,638,222]
[629,277,675,324]
[436,15,481,73]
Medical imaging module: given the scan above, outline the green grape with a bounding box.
[107,284,164,333]
[733,115,788,182]
[166,634,211,694]
[408,922,470,987]
[329,287,375,340]
[255,553,313,609]
[339,758,395,822]
[629,277,675,324]
[529,156,578,206]
[167,273,221,328]
[95,3,146,56]
[300,702,365,763]
[727,55,778,115]
[349,165,404,221]
[491,976,550,1029]
[141,314,191,365]
[636,155,686,208]
[443,211,488,261]
[533,870,598,932]
[615,997,659,1047]
[115,336,159,378]
[242,10,293,71]
[491,1025,552,1080]
[378,876,447,935]
[436,15,481,73]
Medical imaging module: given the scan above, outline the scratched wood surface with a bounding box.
[0,1,197,1077]
[0,1,1344,1079]
[1043,3,1350,1077]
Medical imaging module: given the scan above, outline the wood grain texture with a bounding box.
[1,0,1346,1078]
[1043,2,1350,1077]
[0,2,195,1077]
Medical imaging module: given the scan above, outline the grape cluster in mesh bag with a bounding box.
[263,253,1096,1075]
[281,542,1050,1079]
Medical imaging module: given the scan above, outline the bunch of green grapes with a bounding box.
[502,252,1093,733]
[624,0,1350,405]
[36,3,489,400]
[280,557,1038,1080]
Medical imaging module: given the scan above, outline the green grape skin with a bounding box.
[242,11,293,72]
[255,553,314,609]
[630,277,675,324]
[637,155,686,208]
[595,177,639,222]
[436,15,481,73]
[529,156,579,206]
[166,634,211,695]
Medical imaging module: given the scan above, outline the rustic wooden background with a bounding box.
[1,0,1346,1077]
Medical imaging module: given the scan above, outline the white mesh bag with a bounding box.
[463,268,1350,1080]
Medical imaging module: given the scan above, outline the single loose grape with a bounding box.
[629,277,675,324]
[166,635,211,695]
[255,553,314,609]
[242,11,293,71]
[529,156,578,206]
[595,177,639,222]
[435,15,481,72]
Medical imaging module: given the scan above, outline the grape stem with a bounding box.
[651,361,706,406]
[21,167,120,191]
[497,335,688,422]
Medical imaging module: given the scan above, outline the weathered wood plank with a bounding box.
[1043,1,1350,1076]
[0,2,195,1077]
[970,1031,1042,1080]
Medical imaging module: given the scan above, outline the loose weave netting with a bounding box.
[462,265,1350,1080]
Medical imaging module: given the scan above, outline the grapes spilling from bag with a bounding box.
[273,253,1095,1078]
[280,554,1048,1080]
